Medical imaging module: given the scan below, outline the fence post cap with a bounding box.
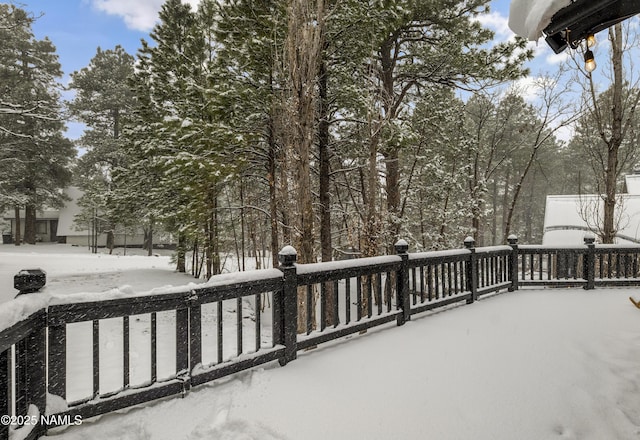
[463,236,475,248]
[507,235,518,245]
[394,239,409,254]
[278,246,298,266]
[583,232,596,244]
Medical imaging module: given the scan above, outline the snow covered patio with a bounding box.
[43,288,640,440]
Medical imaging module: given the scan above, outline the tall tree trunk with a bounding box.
[267,113,280,268]
[177,232,186,273]
[601,24,624,243]
[24,204,36,244]
[144,218,154,256]
[13,206,21,246]
[286,0,324,332]
[318,43,336,327]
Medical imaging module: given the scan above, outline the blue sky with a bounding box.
[20,0,560,139]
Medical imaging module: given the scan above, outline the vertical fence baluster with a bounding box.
[453,262,459,294]
[217,302,223,364]
[435,264,440,299]
[409,268,415,305]
[537,251,543,280]
[123,316,130,389]
[376,272,383,315]
[459,262,465,296]
[447,262,453,296]
[345,278,351,324]
[598,253,603,278]
[320,282,326,332]
[333,280,339,327]
[236,297,243,357]
[151,313,157,382]
[419,267,425,302]
[367,275,373,318]
[255,294,261,352]
[306,285,313,334]
[529,253,534,280]
[386,272,392,312]
[92,320,99,397]
[625,254,630,278]
[427,265,433,301]
[491,256,495,285]
[356,276,362,321]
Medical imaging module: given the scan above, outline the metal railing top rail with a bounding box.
[0,309,46,353]
[46,270,284,324]
[518,244,589,251]
[295,255,402,284]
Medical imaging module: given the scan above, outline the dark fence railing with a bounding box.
[2,235,639,439]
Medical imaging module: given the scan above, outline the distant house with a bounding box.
[1,207,59,244]
[542,173,640,245]
[3,186,150,247]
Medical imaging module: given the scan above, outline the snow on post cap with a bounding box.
[507,234,518,244]
[464,236,475,248]
[279,245,297,256]
[394,239,409,253]
[278,245,297,266]
[583,232,596,244]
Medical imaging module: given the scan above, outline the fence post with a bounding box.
[464,237,478,303]
[584,233,596,290]
[507,235,519,292]
[278,246,298,366]
[395,239,410,325]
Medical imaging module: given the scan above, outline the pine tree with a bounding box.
[0,4,74,245]
[67,45,136,252]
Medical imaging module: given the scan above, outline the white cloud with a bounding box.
[507,75,558,102]
[91,0,201,32]
[476,11,514,40]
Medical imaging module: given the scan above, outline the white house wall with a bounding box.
[543,194,640,244]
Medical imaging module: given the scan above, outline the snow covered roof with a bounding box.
[509,0,572,40]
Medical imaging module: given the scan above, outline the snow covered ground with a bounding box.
[2,244,640,439]
[0,243,195,306]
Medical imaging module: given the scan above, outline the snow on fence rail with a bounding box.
[2,236,640,439]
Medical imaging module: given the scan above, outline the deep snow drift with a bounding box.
[1,244,639,439]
